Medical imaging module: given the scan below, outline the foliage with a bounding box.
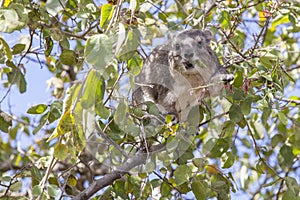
[0,0,300,199]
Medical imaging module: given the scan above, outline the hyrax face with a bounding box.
[168,29,231,89]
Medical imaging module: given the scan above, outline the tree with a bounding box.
[0,0,300,199]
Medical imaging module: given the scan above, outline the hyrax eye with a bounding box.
[198,40,202,46]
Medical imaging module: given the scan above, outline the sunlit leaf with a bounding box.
[27,104,48,114]
[127,53,143,76]
[67,174,77,187]
[0,8,26,32]
[270,14,290,32]
[278,111,288,125]
[48,184,60,197]
[233,71,243,88]
[81,69,101,109]
[32,185,42,196]
[0,110,12,133]
[85,34,113,70]
[100,4,114,28]
[117,29,140,61]
[219,10,230,29]
[0,37,12,60]
[114,100,128,126]
[54,143,68,160]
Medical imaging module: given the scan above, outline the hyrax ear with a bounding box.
[203,30,212,43]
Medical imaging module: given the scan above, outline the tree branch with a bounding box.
[73,143,165,200]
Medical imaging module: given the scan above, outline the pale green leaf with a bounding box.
[174,165,192,186]
[32,185,43,196]
[278,111,288,125]
[54,143,68,161]
[48,184,60,197]
[0,8,25,32]
[85,34,113,70]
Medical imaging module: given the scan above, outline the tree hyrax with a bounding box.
[133,29,233,122]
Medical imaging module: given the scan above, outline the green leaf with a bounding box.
[282,190,298,200]
[97,104,110,119]
[100,4,114,28]
[278,111,288,125]
[233,71,243,88]
[271,134,284,147]
[114,100,128,126]
[174,165,192,186]
[160,181,172,197]
[0,111,12,133]
[192,158,206,170]
[31,165,42,186]
[32,185,42,196]
[85,34,113,70]
[43,30,53,56]
[54,143,68,161]
[117,29,140,61]
[260,56,273,68]
[241,96,252,115]
[48,184,60,197]
[286,177,300,195]
[0,37,12,60]
[219,10,230,29]
[7,66,27,93]
[12,44,26,55]
[270,14,290,32]
[67,174,77,187]
[45,0,64,16]
[191,180,206,200]
[10,181,22,191]
[233,87,244,101]
[229,104,243,123]
[223,152,235,168]
[48,100,63,123]
[60,49,76,65]
[81,69,101,109]
[127,53,143,76]
[27,104,48,114]
[210,138,230,158]
[262,106,271,125]
[0,8,26,32]
[221,120,235,137]
[279,145,294,168]
[147,102,160,116]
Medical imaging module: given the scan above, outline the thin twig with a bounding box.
[95,119,129,159]
[103,62,126,106]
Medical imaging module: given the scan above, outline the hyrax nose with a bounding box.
[183,52,194,59]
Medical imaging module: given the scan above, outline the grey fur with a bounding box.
[133,29,233,122]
